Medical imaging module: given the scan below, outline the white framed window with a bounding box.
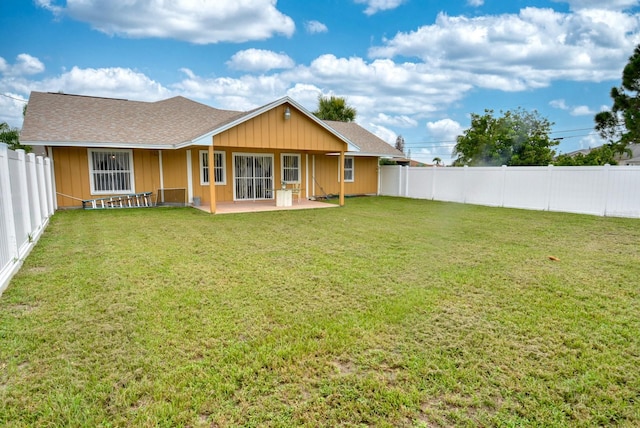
[88,149,135,195]
[338,156,354,182]
[281,153,300,183]
[200,150,226,185]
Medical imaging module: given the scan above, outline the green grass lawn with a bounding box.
[1,196,639,427]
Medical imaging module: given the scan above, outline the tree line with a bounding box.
[452,45,640,167]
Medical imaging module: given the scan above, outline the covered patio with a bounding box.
[193,198,339,214]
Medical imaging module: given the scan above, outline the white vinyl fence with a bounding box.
[0,143,56,294]
[380,164,640,218]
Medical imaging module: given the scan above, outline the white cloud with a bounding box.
[0,92,28,128]
[366,122,398,144]
[374,113,418,128]
[467,0,484,6]
[369,7,640,90]
[0,54,45,77]
[36,66,171,101]
[37,0,295,44]
[418,119,464,161]
[226,49,295,72]
[550,99,569,110]
[576,131,607,150]
[550,98,595,116]
[354,0,407,16]
[305,20,328,34]
[570,105,595,116]
[172,68,290,111]
[426,118,464,141]
[560,0,640,11]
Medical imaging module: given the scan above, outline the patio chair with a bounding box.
[291,183,303,203]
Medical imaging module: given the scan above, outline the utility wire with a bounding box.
[0,93,27,103]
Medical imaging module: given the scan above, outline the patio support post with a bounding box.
[208,147,217,214]
[339,150,345,206]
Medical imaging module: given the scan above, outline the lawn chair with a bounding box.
[291,183,303,204]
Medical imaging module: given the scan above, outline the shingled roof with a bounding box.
[324,120,404,157]
[21,92,242,148]
[21,91,404,157]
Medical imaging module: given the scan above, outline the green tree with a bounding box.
[554,145,619,166]
[0,122,30,152]
[432,157,442,166]
[452,108,557,166]
[313,95,356,122]
[595,44,640,156]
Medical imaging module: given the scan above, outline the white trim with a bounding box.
[214,151,226,185]
[232,152,275,201]
[186,149,193,203]
[26,140,172,150]
[305,154,309,199]
[199,150,209,185]
[281,153,301,184]
[338,156,355,182]
[199,150,226,185]
[87,148,135,195]
[312,155,316,197]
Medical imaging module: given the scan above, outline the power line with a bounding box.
[0,93,27,103]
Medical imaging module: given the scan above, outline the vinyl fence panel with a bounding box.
[379,164,640,218]
[0,143,55,295]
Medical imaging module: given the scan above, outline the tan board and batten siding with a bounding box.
[52,103,379,208]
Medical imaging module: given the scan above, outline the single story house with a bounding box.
[20,92,404,213]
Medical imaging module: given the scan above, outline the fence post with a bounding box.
[44,158,54,216]
[431,166,437,200]
[463,165,468,203]
[27,153,42,230]
[0,143,18,261]
[397,165,402,197]
[500,165,507,207]
[15,150,32,243]
[36,156,48,220]
[404,165,410,197]
[602,164,611,217]
[546,164,554,211]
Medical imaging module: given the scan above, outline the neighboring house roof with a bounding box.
[323,120,404,157]
[561,143,640,165]
[21,91,403,155]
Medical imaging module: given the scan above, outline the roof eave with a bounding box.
[22,140,174,150]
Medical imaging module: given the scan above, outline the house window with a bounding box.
[88,149,134,194]
[200,150,226,185]
[281,153,300,183]
[340,156,354,182]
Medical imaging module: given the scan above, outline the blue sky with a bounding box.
[1,0,639,164]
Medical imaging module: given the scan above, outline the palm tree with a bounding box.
[432,157,442,166]
[313,95,356,122]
